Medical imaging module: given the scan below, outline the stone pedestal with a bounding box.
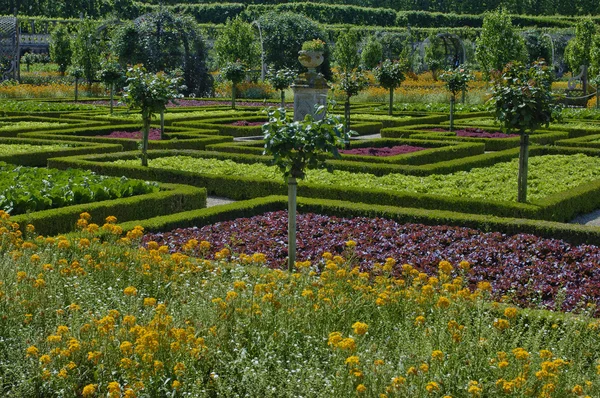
[292,71,329,122]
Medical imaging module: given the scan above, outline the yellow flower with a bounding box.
[425,381,440,393]
[352,322,368,336]
[392,376,406,387]
[26,345,39,358]
[436,297,451,309]
[356,384,367,393]
[39,355,51,364]
[414,316,426,326]
[512,348,530,361]
[438,260,453,274]
[172,380,181,390]
[539,349,553,359]
[82,384,97,397]
[338,337,356,351]
[467,381,482,397]
[493,319,510,331]
[420,363,429,373]
[477,281,492,292]
[120,341,133,355]
[108,382,121,397]
[572,385,584,395]
[105,216,117,224]
[504,307,518,319]
[345,355,360,366]
[374,359,385,366]
[123,286,138,296]
[143,297,157,307]
[174,362,185,376]
[431,350,444,361]
[345,240,357,248]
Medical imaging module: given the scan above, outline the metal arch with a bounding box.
[435,32,467,65]
[0,16,19,81]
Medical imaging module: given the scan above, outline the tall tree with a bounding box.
[214,17,261,71]
[49,24,72,75]
[71,19,101,88]
[564,19,596,75]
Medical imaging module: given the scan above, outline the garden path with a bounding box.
[571,209,600,226]
[206,196,236,207]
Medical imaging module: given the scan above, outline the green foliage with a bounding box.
[489,60,560,134]
[564,19,596,73]
[222,61,247,85]
[71,19,102,86]
[266,68,296,91]
[424,34,447,80]
[439,66,474,97]
[374,59,407,90]
[262,107,348,179]
[333,30,361,74]
[0,143,69,155]
[67,65,84,80]
[337,71,369,99]
[475,10,528,75]
[0,162,157,215]
[591,36,600,77]
[214,17,261,70]
[49,24,72,75]
[361,35,383,70]
[97,56,124,86]
[302,39,327,52]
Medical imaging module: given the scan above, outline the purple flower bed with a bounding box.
[73,99,291,108]
[229,120,266,126]
[142,211,600,314]
[98,128,162,140]
[430,127,519,138]
[340,145,427,156]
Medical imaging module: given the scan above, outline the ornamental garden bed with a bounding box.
[18,124,231,151]
[206,138,485,165]
[0,115,106,137]
[428,127,519,138]
[73,109,260,125]
[556,133,600,149]
[47,147,600,222]
[141,209,600,314]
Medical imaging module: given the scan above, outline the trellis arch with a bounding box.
[0,16,19,81]
[421,33,467,67]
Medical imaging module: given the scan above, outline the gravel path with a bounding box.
[206,196,236,207]
[570,209,600,226]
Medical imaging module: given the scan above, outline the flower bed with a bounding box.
[431,127,519,138]
[142,211,600,313]
[0,162,158,215]
[98,128,162,140]
[340,145,426,156]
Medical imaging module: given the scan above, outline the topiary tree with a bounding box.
[68,65,84,101]
[49,24,72,75]
[71,19,101,89]
[374,59,407,116]
[98,56,124,115]
[262,106,350,271]
[214,17,261,72]
[122,65,184,167]
[222,61,246,110]
[361,35,383,70]
[439,66,474,131]
[565,19,596,90]
[476,9,528,77]
[267,67,296,109]
[489,60,561,203]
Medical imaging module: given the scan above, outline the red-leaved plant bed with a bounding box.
[142,211,600,314]
[430,127,519,138]
[340,145,427,156]
[98,128,162,140]
[229,120,266,126]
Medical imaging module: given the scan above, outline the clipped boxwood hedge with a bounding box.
[0,116,107,137]
[46,147,600,222]
[555,134,600,149]
[18,124,230,151]
[11,182,206,236]
[118,195,600,246]
[0,137,123,166]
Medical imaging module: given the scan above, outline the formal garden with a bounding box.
[1,3,600,397]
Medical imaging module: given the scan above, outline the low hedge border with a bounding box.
[18,124,230,151]
[79,110,261,126]
[382,124,569,151]
[0,116,107,137]
[555,134,600,149]
[0,137,123,166]
[11,182,207,236]
[205,138,485,166]
[451,117,600,139]
[46,147,600,222]
[117,195,600,246]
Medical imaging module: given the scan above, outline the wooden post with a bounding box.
[280,90,285,109]
[517,132,529,203]
[287,177,297,272]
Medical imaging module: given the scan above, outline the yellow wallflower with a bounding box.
[352,322,368,336]
[123,286,138,296]
[26,346,39,358]
[345,355,360,366]
[356,384,367,393]
[82,384,97,397]
[438,260,453,274]
[425,381,440,393]
[345,240,357,248]
[504,307,518,318]
[493,319,510,331]
[431,350,444,361]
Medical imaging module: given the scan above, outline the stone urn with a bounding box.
[298,50,324,71]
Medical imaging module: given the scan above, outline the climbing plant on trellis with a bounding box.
[0,16,19,81]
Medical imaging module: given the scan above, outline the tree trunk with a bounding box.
[597,88,599,109]
[231,84,236,110]
[461,88,466,104]
[109,83,114,115]
[287,177,297,272]
[517,132,529,203]
[160,110,165,140]
[388,88,393,116]
[141,112,150,167]
[344,97,351,149]
[449,95,455,132]
[280,90,285,109]
[74,78,79,102]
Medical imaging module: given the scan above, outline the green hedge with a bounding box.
[118,195,600,246]
[46,147,600,222]
[12,183,207,236]
[0,138,123,166]
[18,124,231,151]
[206,138,485,165]
[0,116,106,137]
[555,135,600,149]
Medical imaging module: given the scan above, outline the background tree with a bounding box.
[98,56,124,115]
[489,60,560,203]
[267,68,296,108]
[71,19,101,89]
[424,34,446,80]
[439,66,474,131]
[122,65,184,167]
[564,19,596,89]
[258,12,331,80]
[68,65,84,101]
[262,106,349,271]
[361,35,383,70]
[49,24,72,75]
[334,29,367,137]
[475,9,528,76]
[590,35,600,78]
[222,61,246,110]
[214,17,261,72]
[374,59,407,116]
